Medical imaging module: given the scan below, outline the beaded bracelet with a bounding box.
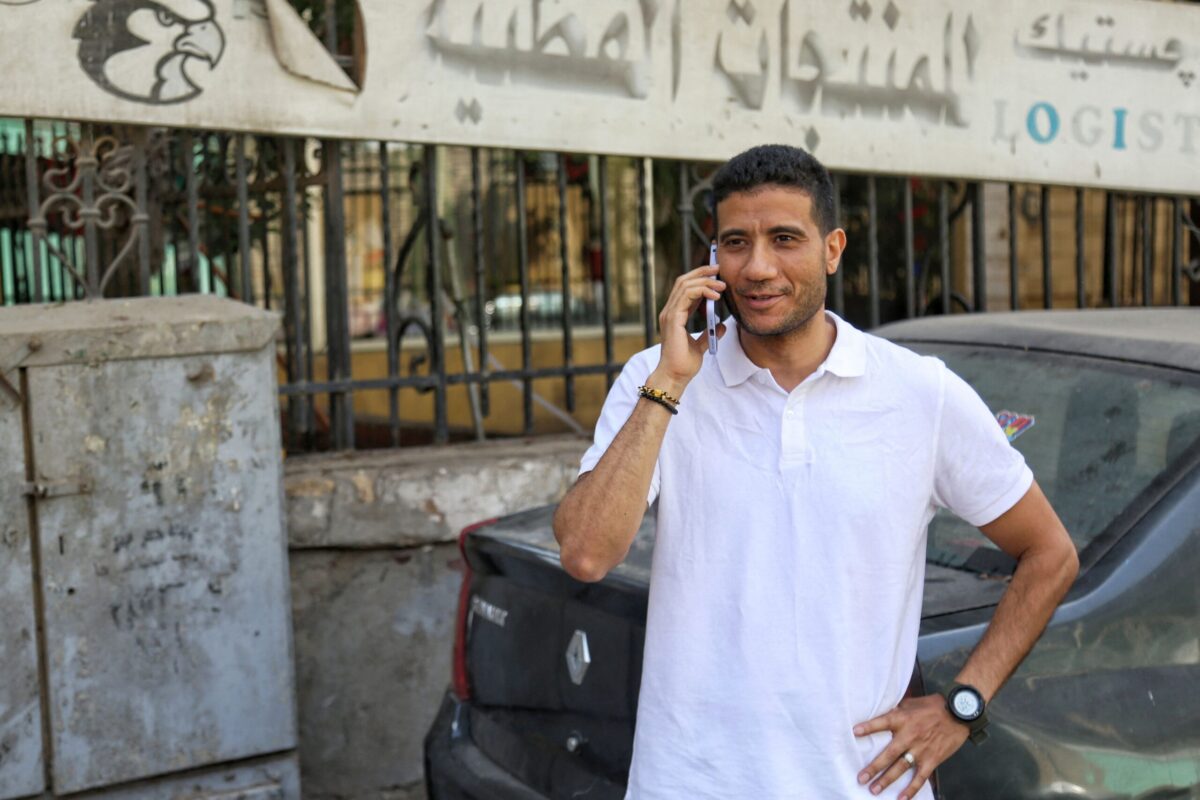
[638,385,680,405]
[638,385,679,415]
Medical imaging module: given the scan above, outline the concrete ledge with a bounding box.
[284,436,590,549]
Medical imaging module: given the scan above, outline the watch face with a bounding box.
[952,689,982,720]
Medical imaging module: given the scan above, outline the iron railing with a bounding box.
[1,118,1197,451]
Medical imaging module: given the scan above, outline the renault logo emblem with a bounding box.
[565,629,591,686]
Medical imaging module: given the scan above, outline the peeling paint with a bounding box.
[286,476,336,498]
[350,471,375,504]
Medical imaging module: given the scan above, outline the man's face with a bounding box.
[715,185,846,338]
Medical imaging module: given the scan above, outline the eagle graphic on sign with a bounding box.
[74,0,225,104]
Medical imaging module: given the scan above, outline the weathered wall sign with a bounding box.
[0,0,1197,193]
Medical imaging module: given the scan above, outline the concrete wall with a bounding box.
[284,436,590,799]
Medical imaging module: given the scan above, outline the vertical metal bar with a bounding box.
[235,134,253,303]
[184,131,201,294]
[206,133,220,293]
[1008,184,1019,310]
[1141,197,1153,306]
[639,157,656,347]
[1,129,10,302]
[380,142,400,446]
[260,202,272,310]
[515,150,533,433]
[557,154,575,412]
[678,165,692,273]
[599,155,615,391]
[1041,185,1052,309]
[971,182,986,311]
[98,206,112,294]
[831,173,845,316]
[128,206,140,296]
[323,0,338,49]
[299,160,317,445]
[424,145,448,443]
[164,136,180,295]
[903,178,915,319]
[1105,192,1119,306]
[4,129,15,300]
[97,203,112,293]
[323,139,354,448]
[1171,197,1183,307]
[281,138,307,450]
[2,225,11,306]
[1132,197,1143,305]
[1,201,7,304]
[1074,188,1086,309]
[81,124,101,296]
[866,175,880,328]
[38,123,53,298]
[134,129,151,297]
[939,181,950,314]
[58,131,75,299]
[22,119,44,303]
[471,147,489,417]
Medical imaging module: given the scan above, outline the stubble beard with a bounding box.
[726,260,829,339]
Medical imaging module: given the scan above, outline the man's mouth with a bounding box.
[740,292,785,310]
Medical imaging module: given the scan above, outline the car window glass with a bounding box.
[911,344,1200,573]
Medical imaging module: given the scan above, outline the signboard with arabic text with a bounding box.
[0,0,1197,194]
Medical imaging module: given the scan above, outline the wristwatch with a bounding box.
[944,683,989,744]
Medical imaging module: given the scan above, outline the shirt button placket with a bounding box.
[782,393,807,465]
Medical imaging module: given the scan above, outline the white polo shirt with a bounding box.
[579,312,1033,800]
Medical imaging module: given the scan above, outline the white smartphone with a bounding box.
[706,241,719,355]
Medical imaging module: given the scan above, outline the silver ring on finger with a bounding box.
[902,751,916,769]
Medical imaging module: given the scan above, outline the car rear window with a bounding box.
[909,343,1200,573]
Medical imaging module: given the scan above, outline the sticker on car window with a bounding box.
[996,410,1035,442]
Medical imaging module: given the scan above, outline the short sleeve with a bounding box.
[578,349,661,506]
[931,363,1034,527]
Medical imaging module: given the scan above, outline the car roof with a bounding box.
[876,308,1200,373]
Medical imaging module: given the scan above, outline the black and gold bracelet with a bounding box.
[637,385,679,415]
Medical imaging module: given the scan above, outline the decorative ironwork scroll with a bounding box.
[23,123,151,300]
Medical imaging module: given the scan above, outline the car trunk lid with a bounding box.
[455,507,654,799]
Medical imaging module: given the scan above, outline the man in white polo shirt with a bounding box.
[553,144,1078,800]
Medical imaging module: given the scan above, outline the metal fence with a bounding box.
[1,117,1197,451]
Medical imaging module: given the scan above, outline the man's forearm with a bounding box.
[556,259,723,582]
[553,395,676,582]
[954,538,1079,700]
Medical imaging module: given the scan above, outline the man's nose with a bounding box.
[740,240,779,281]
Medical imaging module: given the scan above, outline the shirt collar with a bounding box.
[715,310,867,387]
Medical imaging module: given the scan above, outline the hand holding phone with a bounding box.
[706,241,719,355]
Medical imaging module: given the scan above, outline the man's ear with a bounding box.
[825,228,847,275]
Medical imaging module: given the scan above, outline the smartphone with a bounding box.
[706,241,719,355]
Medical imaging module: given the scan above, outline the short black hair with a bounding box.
[711,144,837,235]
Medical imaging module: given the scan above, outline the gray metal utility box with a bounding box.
[0,296,299,799]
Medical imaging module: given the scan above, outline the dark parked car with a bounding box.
[425,309,1200,800]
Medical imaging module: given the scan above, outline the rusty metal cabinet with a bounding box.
[0,297,299,799]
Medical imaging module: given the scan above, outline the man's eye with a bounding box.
[156,8,178,25]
